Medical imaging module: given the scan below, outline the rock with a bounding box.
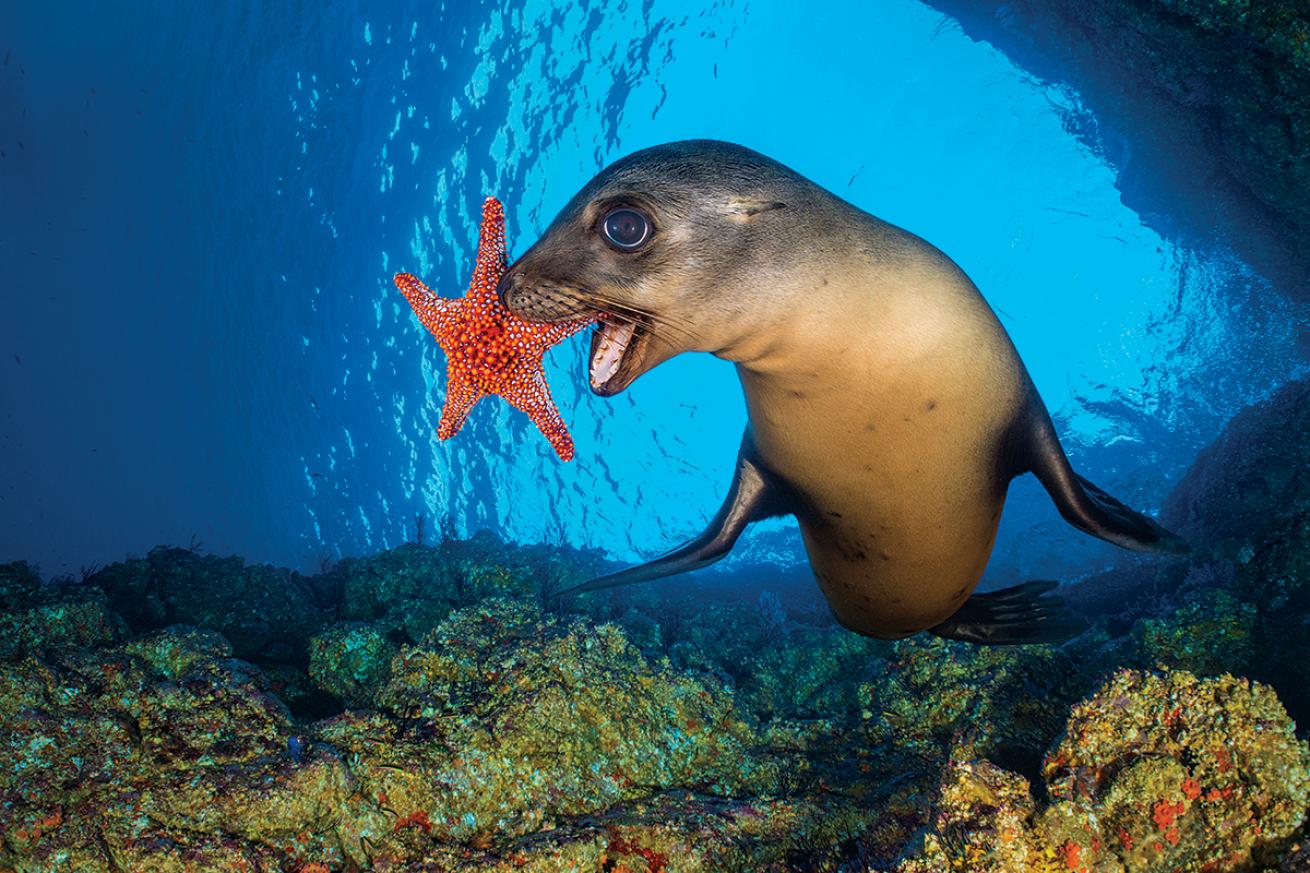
[1132,588,1257,677]
[337,534,585,642]
[921,0,1310,294]
[1043,670,1310,871]
[308,621,398,707]
[862,635,1084,768]
[1163,377,1310,571]
[1160,377,1310,722]
[894,760,1043,873]
[346,599,780,844]
[122,624,232,679]
[894,669,1310,872]
[88,545,328,662]
[0,562,124,659]
[735,624,886,721]
[4,526,1306,871]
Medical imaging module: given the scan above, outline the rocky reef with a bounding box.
[921,0,1310,298]
[4,376,1310,870]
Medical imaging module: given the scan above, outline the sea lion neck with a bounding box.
[710,222,896,379]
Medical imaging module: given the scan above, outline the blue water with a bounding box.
[1,0,1305,582]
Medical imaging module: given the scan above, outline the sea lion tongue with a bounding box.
[590,319,636,390]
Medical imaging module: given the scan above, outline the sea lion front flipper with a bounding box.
[929,580,1086,645]
[1022,407,1190,555]
[558,439,790,597]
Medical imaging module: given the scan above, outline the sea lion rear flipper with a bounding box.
[929,580,1086,645]
[558,438,789,597]
[1022,407,1190,555]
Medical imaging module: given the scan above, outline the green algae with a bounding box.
[893,670,1310,873]
[0,561,124,658]
[309,621,398,708]
[2,556,1307,871]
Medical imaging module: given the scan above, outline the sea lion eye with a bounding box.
[600,208,651,250]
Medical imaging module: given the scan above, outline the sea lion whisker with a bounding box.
[574,290,699,347]
[513,281,696,348]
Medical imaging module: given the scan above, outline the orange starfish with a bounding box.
[394,197,593,461]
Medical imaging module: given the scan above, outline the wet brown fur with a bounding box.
[499,141,1063,637]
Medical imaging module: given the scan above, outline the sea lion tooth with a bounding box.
[590,320,636,390]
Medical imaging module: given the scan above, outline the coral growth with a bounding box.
[864,635,1081,765]
[309,621,397,708]
[894,670,1310,873]
[1043,670,1310,871]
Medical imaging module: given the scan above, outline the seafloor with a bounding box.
[3,378,1310,872]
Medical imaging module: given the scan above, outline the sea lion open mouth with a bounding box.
[494,271,652,396]
[589,314,648,396]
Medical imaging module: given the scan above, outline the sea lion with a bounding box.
[497,140,1187,644]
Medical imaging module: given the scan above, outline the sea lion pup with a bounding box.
[497,140,1188,644]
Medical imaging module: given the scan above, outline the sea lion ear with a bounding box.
[722,199,787,219]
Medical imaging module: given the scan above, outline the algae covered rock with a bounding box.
[0,624,361,871]
[362,790,892,873]
[1132,587,1258,677]
[338,534,583,642]
[0,561,124,659]
[895,759,1044,873]
[309,620,398,707]
[326,599,780,845]
[88,545,329,661]
[893,668,1310,872]
[122,623,232,678]
[1043,669,1310,871]
[736,623,885,720]
[862,635,1081,765]
[1155,378,1310,726]
[137,743,358,868]
[6,524,1310,871]
[1164,377,1310,575]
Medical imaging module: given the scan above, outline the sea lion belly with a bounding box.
[738,291,1025,638]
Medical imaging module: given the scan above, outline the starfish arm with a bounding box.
[543,316,596,345]
[395,273,453,336]
[470,198,508,298]
[436,367,486,442]
[502,368,576,462]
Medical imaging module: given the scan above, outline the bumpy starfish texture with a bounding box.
[395,197,593,461]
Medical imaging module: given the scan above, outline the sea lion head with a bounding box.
[498,140,815,396]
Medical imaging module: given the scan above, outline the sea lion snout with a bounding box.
[495,270,586,323]
[499,254,671,396]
